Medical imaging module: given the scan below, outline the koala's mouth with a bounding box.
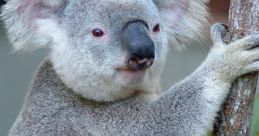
[116,67,145,72]
[115,67,147,84]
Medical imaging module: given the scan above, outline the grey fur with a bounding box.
[7,59,218,136]
[2,0,259,135]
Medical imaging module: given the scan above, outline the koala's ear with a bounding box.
[154,0,209,50]
[1,0,66,51]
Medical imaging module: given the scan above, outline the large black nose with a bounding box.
[121,21,155,70]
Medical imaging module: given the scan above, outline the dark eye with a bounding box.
[92,29,105,37]
[153,24,160,33]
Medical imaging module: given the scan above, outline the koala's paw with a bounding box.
[207,23,259,82]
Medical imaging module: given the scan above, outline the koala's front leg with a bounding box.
[138,24,259,136]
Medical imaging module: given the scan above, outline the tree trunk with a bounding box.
[213,0,259,136]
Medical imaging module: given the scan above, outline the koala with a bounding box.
[2,0,259,135]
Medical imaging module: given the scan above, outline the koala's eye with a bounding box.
[153,24,160,33]
[92,29,105,37]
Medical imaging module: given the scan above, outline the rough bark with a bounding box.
[213,0,259,136]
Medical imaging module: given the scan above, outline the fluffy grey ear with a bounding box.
[1,0,65,51]
[154,0,209,50]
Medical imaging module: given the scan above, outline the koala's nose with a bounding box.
[121,21,155,70]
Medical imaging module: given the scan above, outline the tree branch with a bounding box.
[213,0,259,135]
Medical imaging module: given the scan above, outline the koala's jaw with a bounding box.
[48,39,164,103]
[50,42,164,102]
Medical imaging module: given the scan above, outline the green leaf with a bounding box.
[251,95,259,136]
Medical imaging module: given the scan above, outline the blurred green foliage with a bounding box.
[251,95,259,136]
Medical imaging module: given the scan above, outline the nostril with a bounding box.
[127,56,154,70]
[128,57,139,70]
[146,59,154,68]
[138,58,154,68]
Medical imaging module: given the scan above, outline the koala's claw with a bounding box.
[231,34,259,50]
[211,23,229,44]
[244,61,259,74]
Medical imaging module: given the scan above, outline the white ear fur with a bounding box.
[154,0,209,50]
[1,0,65,51]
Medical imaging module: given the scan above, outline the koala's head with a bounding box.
[2,0,208,101]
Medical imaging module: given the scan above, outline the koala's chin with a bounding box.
[75,69,159,102]
[116,70,147,86]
